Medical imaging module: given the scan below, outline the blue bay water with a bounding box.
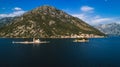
[0,37,120,67]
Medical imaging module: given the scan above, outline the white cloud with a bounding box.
[71,6,116,25]
[0,7,26,18]
[72,13,114,25]
[13,7,22,11]
[0,11,26,18]
[10,11,26,17]
[92,18,113,24]
[81,6,94,12]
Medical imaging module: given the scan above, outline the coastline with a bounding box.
[0,35,105,39]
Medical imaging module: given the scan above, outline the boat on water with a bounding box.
[12,38,49,44]
[73,38,89,42]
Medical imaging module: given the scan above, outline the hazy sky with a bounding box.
[0,0,120,25]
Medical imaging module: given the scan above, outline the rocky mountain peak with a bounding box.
[33,5,55,12]
[95,23,120,36]
[24,5,68,18]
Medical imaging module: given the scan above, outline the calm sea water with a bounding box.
[0,37,120,67]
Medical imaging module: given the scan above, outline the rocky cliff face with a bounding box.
[0,5,104,38]
[95,23,120,36]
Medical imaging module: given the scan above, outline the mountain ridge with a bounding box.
[0,5,105,38]
[95,22,120,36]
[0,17,17,28]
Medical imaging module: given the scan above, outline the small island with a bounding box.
[0,6,105,38]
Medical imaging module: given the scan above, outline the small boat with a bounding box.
[73,38,89,42]
[12,38,49,44]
